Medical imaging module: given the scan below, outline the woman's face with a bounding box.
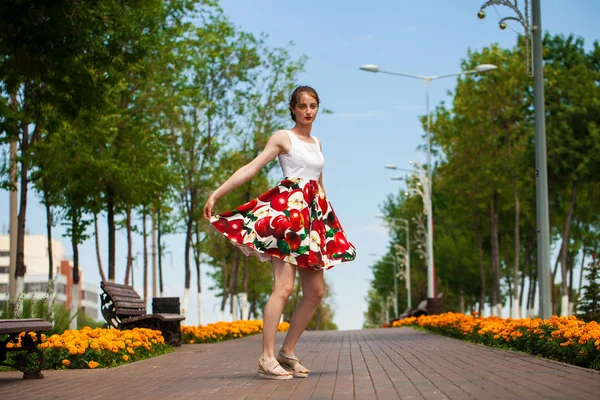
[292,92,318,124]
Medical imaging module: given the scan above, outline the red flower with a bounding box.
[237,198,257,213]
[289,209,304,232]
[270,191,291,212]
[285,231,301,251]
[272,215,291,239]
[255,216,274,238]
[333,232,350,252]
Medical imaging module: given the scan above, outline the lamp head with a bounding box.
[475,64,498,72]
[360,64,379,73]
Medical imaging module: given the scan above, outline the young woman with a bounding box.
[203,86,356,380]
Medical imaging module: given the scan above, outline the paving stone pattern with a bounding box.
[1,327,599,399]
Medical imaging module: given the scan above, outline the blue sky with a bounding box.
[1,0,599,330]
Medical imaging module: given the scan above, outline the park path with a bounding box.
[1,327,599,399]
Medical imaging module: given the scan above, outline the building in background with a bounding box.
[0,234,99,320]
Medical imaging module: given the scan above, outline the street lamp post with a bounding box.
[377,214,412,311]
[476,0,551,319]
[395,244,411,310]
[370,253,399,319]
[361,63,497,302]
[386,162,432,296]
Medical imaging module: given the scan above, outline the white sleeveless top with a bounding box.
[278,130,325,181]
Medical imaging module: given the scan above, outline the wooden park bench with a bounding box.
[100,281,185,347]
[0,318,52,379]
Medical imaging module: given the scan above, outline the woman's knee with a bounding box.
[304,287,324,303]
[272,283,294,301]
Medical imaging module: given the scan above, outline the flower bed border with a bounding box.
[392,313,600,370]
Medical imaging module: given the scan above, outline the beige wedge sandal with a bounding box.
[257,357,293,380]
[277,351,310,378]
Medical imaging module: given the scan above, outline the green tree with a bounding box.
[578,253,600,322]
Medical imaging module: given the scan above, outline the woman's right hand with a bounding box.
[203,196,216,220]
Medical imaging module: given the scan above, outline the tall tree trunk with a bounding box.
[552,252,560,286]
[192,220,203,325]
[512,179,521,319]
[568,248,575,315]
[506,133,521,319]
[476,226,486,317]
[143,212,148,306]
[559,183,578,316]
[490,192,501,316]
[183,210,193,319]
[124,207,132,284]
[15,122,30,313]
[8,93,19,312]
[43,181,54,281]
[240,257,249,319]
[528,264,538,318]
[520,240,532,315]
[578,246,587,304]
[503,235,513,317]
[219,257,230,321]
[70,209,81,331]
[94,213,107,282]
[107,189,116,282]
[152,209,158,299]
[249,298,257,320]
[43,181,55,323]
[157,208,164,297]
[229,253,240,320]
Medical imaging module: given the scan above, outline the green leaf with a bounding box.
[277,240,291,255]
[297,245,309,255]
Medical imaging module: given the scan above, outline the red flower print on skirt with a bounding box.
[210,177,356,270]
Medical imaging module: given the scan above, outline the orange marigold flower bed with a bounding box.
[2,327,172,370]
[392,313,600,370]
[182,320,290,344]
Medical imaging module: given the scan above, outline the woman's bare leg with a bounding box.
[261,257,296,359]
[281,267,324,355]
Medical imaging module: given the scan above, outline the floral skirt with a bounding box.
[210,177,356,270]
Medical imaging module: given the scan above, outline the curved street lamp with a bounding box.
[476,0,552,320]
[362,63,497,302]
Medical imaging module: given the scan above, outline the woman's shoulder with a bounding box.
[270,129,293,153]
[272,129,290,138]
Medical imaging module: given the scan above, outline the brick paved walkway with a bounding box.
[1,327,599,399]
